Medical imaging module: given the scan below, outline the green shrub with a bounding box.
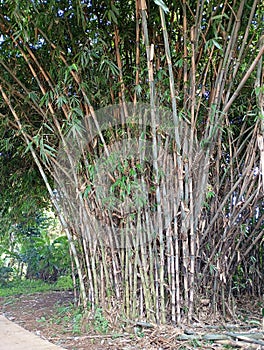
[0,266,13,286]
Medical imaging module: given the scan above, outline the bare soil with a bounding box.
[0,291,263,350]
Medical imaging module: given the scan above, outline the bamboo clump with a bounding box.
[0,0,263,326]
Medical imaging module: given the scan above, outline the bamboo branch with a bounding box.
[223,44,264,113]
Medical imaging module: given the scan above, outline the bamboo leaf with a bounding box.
[212,39,223,51]
[27,91,39,103]
[109,10,118,24]
[56,95,68,107]
[211,14,229,20]
[154,0,169,13]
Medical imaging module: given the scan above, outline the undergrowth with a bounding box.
[0,276,73,297]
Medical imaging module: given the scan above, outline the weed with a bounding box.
[190,338,201,347]
[72,311,82,334]
[134,327,145,338]
[51,303,83,335]
[93,308,109,334]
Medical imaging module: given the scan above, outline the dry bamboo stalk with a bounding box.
[187,25,197,323]
[159,3,189,323]
[145,208,157,322]
[223,44,264,114]
[173,201,181,325]
[138,215,152,321]
[154,252,160,323]
[256,34,264,193]
[98,238,111,302]
[128,249,133,316]
[132,218,140,319]
[124,238,130,317]
[105,214,121,300]
[225,0,259,104]
[113,25,128,121]
[90,239,99,307]
[82,233,95,309]
[162,174,174,318]
[188,176,195,322]
[182,136,190,316]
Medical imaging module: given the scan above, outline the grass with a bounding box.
[0,276,73,297]
[0,279,54,297]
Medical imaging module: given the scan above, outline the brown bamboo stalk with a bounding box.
[132,219,140,319]
[113,22,128,119]
[224,0,259,104]
[223,44,264,113]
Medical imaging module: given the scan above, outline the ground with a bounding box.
[0,291,263,349]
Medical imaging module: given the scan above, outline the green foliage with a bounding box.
[1,211,71,283]
[0,266,14,287]
[93,308,109,334]
[0,279,54,297]
[134,326,145,338]
[0,132,49,233]
[52,303,83,335]
[22,233,70,282]
[55,275,74,290]
[21,233,71,282]
[0,275,74,297]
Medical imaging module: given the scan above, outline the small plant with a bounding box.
[190,338,201,347]
[52,304,72,325]
[93,308,109,334]
[36,316,46,323]
[134,327,145,338]
[52,303,83,335]
[72,310,83,334]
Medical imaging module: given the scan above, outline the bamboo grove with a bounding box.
[0,0,263,324]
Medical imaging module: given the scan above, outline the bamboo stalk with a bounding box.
[134,0,140,105]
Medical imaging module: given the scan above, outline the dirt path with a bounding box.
[0,291,263,349]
